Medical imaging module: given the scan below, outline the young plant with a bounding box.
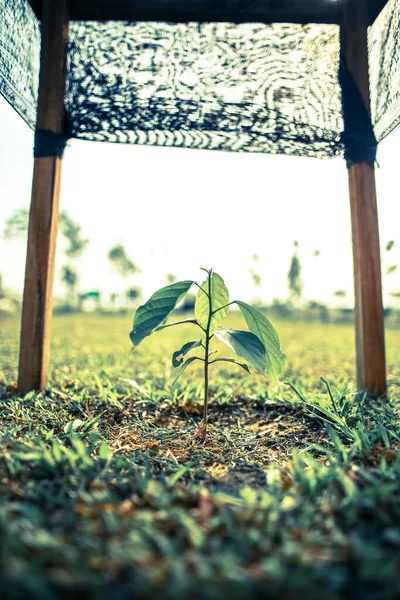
[130,269,287,425]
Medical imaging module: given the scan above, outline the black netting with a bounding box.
[66,22,342,158]
[0,0,399,158]
[0,0,40,129]
[369,0,400,141]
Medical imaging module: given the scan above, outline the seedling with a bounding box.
[130,269,287,425]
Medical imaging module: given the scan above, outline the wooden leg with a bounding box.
[348,163,386,397]
[341,0,386,397]
[18,0,69,392]
[18,158,62,391]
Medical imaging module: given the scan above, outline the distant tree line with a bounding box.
[2,207,141,311]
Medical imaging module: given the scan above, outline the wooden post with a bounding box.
[18,0,69,392]
[340,0,386,397]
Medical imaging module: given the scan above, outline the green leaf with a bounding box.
[195,272,229,330]
[130,280,194,346]
[213,329,266,374]
[172,356,202,386]
[235,301,287,380]
[172,340,203,367]
[210,357,251,374]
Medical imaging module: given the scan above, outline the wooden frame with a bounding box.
[27,0,388,25]
[17,0,388,396]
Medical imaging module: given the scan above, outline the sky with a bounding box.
[1,95,400,307]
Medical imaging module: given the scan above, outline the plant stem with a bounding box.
[203,269,213,425]
[155,318,198,332]
[211,300,236,316]
[204,349,209,425]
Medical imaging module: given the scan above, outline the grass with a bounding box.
[1,312,400,599]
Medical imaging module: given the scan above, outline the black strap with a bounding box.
[339,58,377,168]
[34,128,70,158]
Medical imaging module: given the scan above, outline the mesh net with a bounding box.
[369,0,400,140]
[0,0,399,158]
[66,21,342,158]
[0,0,40,128]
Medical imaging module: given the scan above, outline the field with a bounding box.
[1,312,400,599]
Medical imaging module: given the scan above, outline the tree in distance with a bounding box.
[108,244,141,307]
[288,241,303,303]
[3,207,89,305]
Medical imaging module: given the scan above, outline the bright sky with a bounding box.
[1,95,400,307]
